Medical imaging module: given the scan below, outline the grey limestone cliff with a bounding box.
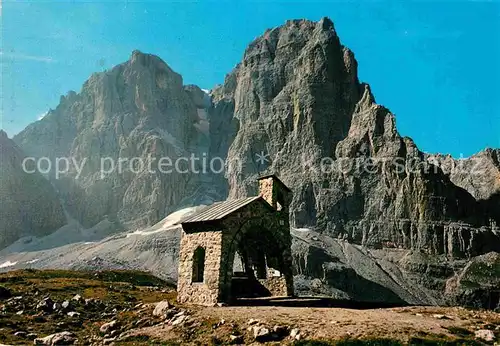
[0,130,66,248]
[214,18,500,259]
[14,51,221,229]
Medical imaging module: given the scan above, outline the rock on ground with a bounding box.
[34,331,76,345]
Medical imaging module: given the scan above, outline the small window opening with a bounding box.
[192,247,205,283]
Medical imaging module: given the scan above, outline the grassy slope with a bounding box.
[0,269,175,345]
[0,269,497,345]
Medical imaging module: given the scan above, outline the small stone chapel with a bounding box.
[176,175,295,306]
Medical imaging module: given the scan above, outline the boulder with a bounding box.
[475,329,495,342]
[100,320,118,334]
[61,300,71,311]
[152,300,171,317]
[14,331,27,338]
[290,328,301,340]
[34,331,76,345]
[229,334,244,344]
[253,326,271,342]
[36,298,54,313]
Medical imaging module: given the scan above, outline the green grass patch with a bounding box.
[444,326,473,338]
[0,269,177,345]
[0,269,173,287]
[295,336,486,346]
[408,337,484,345]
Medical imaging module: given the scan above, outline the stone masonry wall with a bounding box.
[177,230,223,306]
[259,178,276,208]
[259,268,289,296]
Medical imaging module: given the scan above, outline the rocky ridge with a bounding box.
[14,51,220,231]
[217,18,500,258]
[427,149,500,201]
[0,130,66,249]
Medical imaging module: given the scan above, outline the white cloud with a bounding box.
[0,52,56,63]
[37,111,48,120]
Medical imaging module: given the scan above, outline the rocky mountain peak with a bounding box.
[243,17,341,71]
[0,130,24,161]
[0,129,8,140]
[427,148,500,200]
[13,48,214,229]
[129,49,173,72]
[213,18,499,258]
[318,16,335,31]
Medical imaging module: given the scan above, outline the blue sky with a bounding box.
[2,1,499,157]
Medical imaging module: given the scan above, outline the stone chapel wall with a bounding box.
[177,230,223,306]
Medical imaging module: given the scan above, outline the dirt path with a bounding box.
[137,305,500,344]
[197,306,478,340]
